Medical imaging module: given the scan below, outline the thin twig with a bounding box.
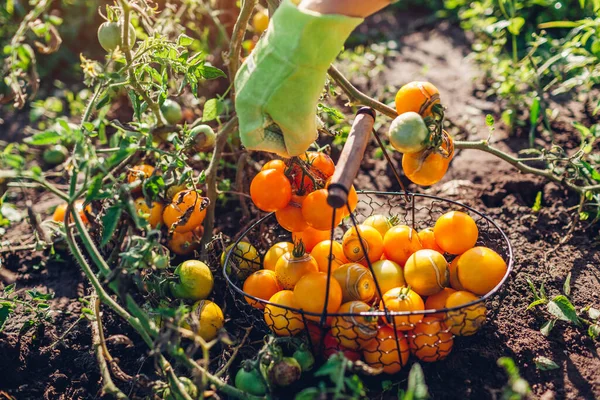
[215,326,252,377]
[227,0,258,99]
[235,153,250,219]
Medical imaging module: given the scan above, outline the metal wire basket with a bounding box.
[223,109,513,373]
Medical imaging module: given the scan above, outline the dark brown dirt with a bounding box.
[1,9,600,400]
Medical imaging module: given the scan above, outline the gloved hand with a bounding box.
[234,0,362,158]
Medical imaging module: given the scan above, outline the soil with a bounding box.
[1,8,600,400]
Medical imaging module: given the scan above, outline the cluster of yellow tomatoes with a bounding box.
[235,201,508,373]
[390,81,454,187]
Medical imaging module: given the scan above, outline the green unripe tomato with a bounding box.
[97,21,136,52]
[43,144,68,165]
[388,111,430,154]
[161,99,183,125]
[235,366,267,396]
[170,260,214,301]
[190,124,216,152]
[293,345,315,372]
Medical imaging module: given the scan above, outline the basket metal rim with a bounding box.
[222,190,514,318]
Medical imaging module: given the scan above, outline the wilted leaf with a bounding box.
[534,356,559,371]
[563,272,571,296]
[540,319,555,336]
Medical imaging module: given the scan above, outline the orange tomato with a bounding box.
[276,203,308,232]
[168,226,203,255]
[243,269,282,309]
[445,291,486,336]
[262,159,286,173]
[52,200,91,224]
[163,190,208,233]
[339,185,358,218]
[294,271,343,323]
[310,240,347,273]
[250,169,292,212]
[418,228,443,253]
[407,317,453,362]
[300,152,335,178]
[127,164,155,192]
[302,189,343,231]
[362,326,410,374]
[456,246,507,295]
[394,81,440,116]
[424,287,457,319]
[275,246,319,289]
[382,225,422,266]
[292,227,330,252]
[134,197,164,228]
[332,263,376,303]
[402,133,454,187]
[342,225,384,266]
[403,249,449,296]
[264,242,294,271]
[264,290,304,336]
[433,211,478,255]
[380,287,424,331]
[330,301,378,350]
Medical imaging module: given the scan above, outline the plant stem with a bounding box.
[227,0,258,99]
[201,116,239,255]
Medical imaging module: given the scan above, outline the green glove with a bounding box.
[234,0,362,158]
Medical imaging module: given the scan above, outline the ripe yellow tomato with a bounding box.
[380,287,424,331]
[310,240,347,273]
[330,301,378,350]
[394,81,440,117]
[408,317,453,362]
[362,326,410,374]
[171,260,214,301]
[127,164,155,192]
[362,214,393,238]
[134,197,164,228]
[332,263,376,303]
[243,269,282,309]
[448,256,465,290]
[264,242,294,271]
[275,249,319,289]
[445,291,486,336]
[250,169,292,212]
[382,225,422,266]
[292,227,330,252]
[434,211,478,255]
[294,271,343,323]
[418,228,443,253]
[424,287,457,319]
[181,300,224,341]
[222,241,261,280]
[403,249,449,296]
[456,246,507,295]
[252,9,269,34]
[370,260,406,299]
[342,225,384,266]
[163,190,208,233]
[264,290,304,336]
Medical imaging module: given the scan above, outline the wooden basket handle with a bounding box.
[327,107,375,208]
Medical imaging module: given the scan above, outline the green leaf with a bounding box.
[485,114,495,127]
[317,103,345,122]
[0,302,16,332]
[25,131,62,145]
[563,272,571,296]
[527,298,547,310]
[547,295,580,326]
[3,283,15,295]
[197,64,226,80]
[540,319,555,336]
[202,98,224,122]
[508,17,525,35]
[532,191,542,212]
[403,363,429,400]
[101,205,122,246]
[534,356,559,371]
[177,34,194,47]
[580,161,600,182]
